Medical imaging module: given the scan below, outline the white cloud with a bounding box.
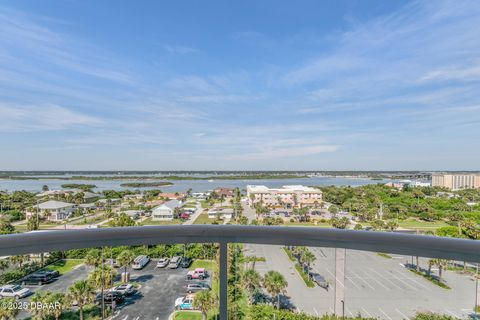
[163,45,198,54]
[0,103,102,132]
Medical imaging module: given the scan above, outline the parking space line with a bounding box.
[348,270,376,290]
[395,308,410,319]
[346,276,362,289]
[361,307,373,318]
[379,307,393,320]
[329,307,334,314]
[388,270,418,291]
[392,270,431,291]
[313,307,319,316]
[444,309,460,318]
[346,308,354,317]
[368,268,404,291]
[357,268,391,291]
[324,267,344,288]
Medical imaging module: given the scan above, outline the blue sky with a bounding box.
[0,0,479,171]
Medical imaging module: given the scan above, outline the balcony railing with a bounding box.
[0,225,479,319]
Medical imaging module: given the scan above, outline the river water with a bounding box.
[0,176,392,193]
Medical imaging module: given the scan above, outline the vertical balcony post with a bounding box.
[219,241,228,320]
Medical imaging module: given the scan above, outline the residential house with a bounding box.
[27,200,76,221]
[152,200,181,221]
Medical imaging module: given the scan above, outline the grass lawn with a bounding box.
[173,311,202,320]
[190,259,216,270]
[140,218,183,225]
[398,219,449,230]
[193,214,219,224]
[173,311,217,320]
[15,223,61,232]
[44,259,84,275]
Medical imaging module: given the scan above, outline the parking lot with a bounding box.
[18,263,92,319]
[112,261,212,320]
[15,260,212,320]
[245,244,477,319]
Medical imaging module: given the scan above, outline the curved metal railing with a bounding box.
[0,225,478,261]
[1,225,478,319]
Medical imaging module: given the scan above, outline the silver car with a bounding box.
[156,257,170,268]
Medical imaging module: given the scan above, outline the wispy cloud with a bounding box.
[0,103,102,132]
[163,45,198,54]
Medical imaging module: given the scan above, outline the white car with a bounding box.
[110,283,134,296]
[156,257,170,268]
[0,285,31,299]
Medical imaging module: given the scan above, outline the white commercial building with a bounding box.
[246,185,322,208]
[151,200,181,221]
[432,173,480,190]
[27,200,76,221]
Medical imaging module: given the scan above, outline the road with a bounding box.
[183,203,202,225]
[244,244,477,319]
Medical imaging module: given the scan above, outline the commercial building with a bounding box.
[26,200,76,221]
[246,185,322,208]
[151,200,181,221]
[431,173,480,190]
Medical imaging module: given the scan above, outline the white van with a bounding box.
[168,256,181,269]
[132,255,150,270]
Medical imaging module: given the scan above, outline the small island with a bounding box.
[119,181,174,188]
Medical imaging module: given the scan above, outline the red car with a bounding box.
[180,213,190,220]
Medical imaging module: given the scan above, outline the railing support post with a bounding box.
[219,241,228,320]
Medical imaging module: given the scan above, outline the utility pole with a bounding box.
[101,248,105,320]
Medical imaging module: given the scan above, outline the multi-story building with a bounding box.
[431,173,480,190]
[247,185,322,208]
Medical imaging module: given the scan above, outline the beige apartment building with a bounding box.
[431,173,480,190]
[247,185,323,208]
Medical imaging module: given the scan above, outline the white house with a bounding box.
[27,200,76,221]
[207,208,233,219]
[151,200,181,221]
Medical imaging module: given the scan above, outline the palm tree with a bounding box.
[262,271,288,309]
[242,268,261,301]
[46,292,66,320]
[116,249,135,281]
[302,250,316,273]
[385,220,399,231]
[84,249,102,267]
[30,291,50,320]
[193,290,216,320]
[89,265,117,290]
[435,259,448,280]
[427,259,435,276]
[0,297,19,319]
[0,260,9,274]
[67,280,96,320]
[10,254,29,269]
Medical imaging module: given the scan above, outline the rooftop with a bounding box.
[34,200,75,210]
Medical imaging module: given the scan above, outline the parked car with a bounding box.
[185,282,211,293]
[97,291,124,305]
[156,257,170,268]
[180,213,190,220]
[21,272,55,285]
[168,256,181,269]
[309,272,329,289]
[132,255,150,270]
[110,283,135,296]
[0,285,31,298]
[175,294,195,310]
[105,259,120,268]
[187,268,208,280]
[180,257,192,268]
